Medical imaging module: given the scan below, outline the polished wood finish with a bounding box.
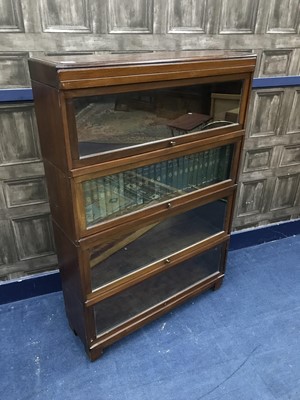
[29,51,255,361]
[29,51,256,90]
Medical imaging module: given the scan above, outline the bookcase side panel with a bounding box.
[31,81,69,172]
[43,160,79,241]
[52,222,92,349]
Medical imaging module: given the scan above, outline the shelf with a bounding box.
[82,144,233,228]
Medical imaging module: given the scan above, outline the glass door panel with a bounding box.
[82,144,233,227]
[73,80,243,158]
[94,243,223,335]
[90,199,227,291]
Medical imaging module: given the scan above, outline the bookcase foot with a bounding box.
[88,346,104,362]
[212,278,223,291]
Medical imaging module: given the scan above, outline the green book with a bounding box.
[154,162,162,199]
[166,159,173,188]
[188,154,194,188]
[142,164,151,203]
[148,164,158,201]
[207,148,216,184]
[182,155,189,189]
[124,171,137,208]
[136,167,144,205]
[192,152,199,187]
[161,160,167,187]
[203,150,210,186]
[218,145,232,181]
[91,179,101,222]
[117,172,124,211]
[104,176,113,216]
[83,181,93,226]
[97,178,107,218]
[109,175,120,214]
[172,158,179,190]
[178,156,184,190]
[197,151,204,187]
[213,147,221,183]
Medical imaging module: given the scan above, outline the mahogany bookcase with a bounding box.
[29,51,256,360]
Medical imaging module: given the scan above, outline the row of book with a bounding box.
[83,144,233,226]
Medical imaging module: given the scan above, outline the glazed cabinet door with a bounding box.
[72,131,243,238]
[64,74,250,167]
[86,239,228,352]
[81,187,235,298]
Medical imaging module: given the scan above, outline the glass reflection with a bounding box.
[74,80,242,157]
[83,144,233,227]
[90,199,227,290]
[94,244,223,335]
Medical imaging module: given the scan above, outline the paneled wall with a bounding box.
[235,86,300,228]
[0,0,300,279]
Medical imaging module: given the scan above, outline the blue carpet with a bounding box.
[1,235,299,400]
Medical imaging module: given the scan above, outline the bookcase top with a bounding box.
[28,50,256,91]
[29,50,256,70]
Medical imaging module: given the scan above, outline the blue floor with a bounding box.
[1,234,300,400]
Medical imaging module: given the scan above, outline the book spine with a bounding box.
[109,175,120,214]
[188,154,194,188]
[225,145,232,180]
[218,145,231,181]
[161,160,167,188]
[213,147,221,184]
[197,151,204,187]
[123,170,136,210]
[154,161,162,199]
[148,163,157,200]
[117,172,125,212]
[183,155,189,189]
[202,150,210,187]
[83,181,93,226]
[178,156,184,190]
[104,176,113,216]
[97,177,107,218]
[207,149,215,185]
[192,152,199,188]
[136,167,144,205]
[166,159,173,189]
[143,164,151,203]
[172,158,179,190]
[91,178,101,222]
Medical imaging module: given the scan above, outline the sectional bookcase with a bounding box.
[29,51,256,360]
